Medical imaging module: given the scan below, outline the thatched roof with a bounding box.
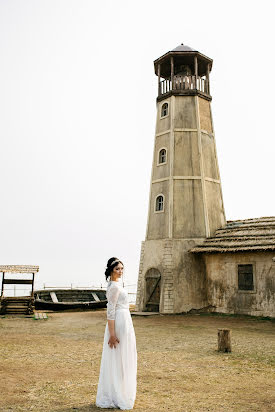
[0,265,39,273]
[191,217,275,253]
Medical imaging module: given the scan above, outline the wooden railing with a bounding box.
[160,75,209,96]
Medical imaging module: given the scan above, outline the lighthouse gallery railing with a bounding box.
[160,75,209,95]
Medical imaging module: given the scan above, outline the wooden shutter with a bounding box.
[238,264,254,290]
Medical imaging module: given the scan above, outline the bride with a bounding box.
[96,257,137,410]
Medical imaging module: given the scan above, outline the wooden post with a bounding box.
[218,329,232,352]
[158,64,161,96]
[206,63,210,95]
[170,56,174,90]
[194,55,198,90]
[1,272,4,297]
[31,273,35,297]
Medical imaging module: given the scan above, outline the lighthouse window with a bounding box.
[161,103,168,117]
[238,264,254,291]
[155,195,164,212]
[158,148,167,164]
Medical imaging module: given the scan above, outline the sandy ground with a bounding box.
[0,309,274,412]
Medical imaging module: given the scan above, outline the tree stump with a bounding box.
[218,329,232,352]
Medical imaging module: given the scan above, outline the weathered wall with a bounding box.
[172,240,208,313]
[198,97,212,133]
[136,239,173,313]
[205,181,226,236]
[204,252,275,317]
[173,180,206,238]
[147,180,169,240]
[174,96,197,129]
[136,239,207,314]
[152,132,170,180]
[174,131,200,176]
[201,132,218,180]
[156,98,171,134]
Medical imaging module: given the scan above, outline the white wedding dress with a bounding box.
[96,280,137,410]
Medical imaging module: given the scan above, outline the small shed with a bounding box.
[0,265,39,315]
[191,217,275,317]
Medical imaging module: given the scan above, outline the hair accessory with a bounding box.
[110,259,120,266]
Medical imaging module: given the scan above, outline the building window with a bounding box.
[155,195,164,212]
[158,148,167,164]
[161,103,168,117]
[238,264,254,290]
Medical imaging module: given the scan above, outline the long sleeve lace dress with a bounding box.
[96,280,137,410]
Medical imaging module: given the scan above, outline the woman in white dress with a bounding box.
[96,257,137,410]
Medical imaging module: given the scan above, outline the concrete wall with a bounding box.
[198,97,212,133]
[173,180,206,238]
[204,252,275,317]
[205,181,226,236]
[156,98,171,134]
[201,132,218,180]
[172,240,208,313]
[174,96,197,129]
[152,132,170,180]
[174,131,200,176]
[136,238,207,314]
[147,180,169,240]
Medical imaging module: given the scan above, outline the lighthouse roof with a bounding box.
[172,43,198,52]
[154,44,213,77]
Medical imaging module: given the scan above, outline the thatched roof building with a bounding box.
[191,217,275,254]
[189,217,275,318]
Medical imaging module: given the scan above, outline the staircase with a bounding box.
[0,296,35,315]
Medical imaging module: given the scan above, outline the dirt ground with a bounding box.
[0,309,274,412]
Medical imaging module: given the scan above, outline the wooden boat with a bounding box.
[34,288,107,311]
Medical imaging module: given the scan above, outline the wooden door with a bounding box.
[145,268,161,312]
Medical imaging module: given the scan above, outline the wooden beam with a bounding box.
[170,56,174,89]
[206,63,210,95]
[194,55,198,90]
[158,64,161,96]
[0,265,39,273]
[3,279,34,285]
[156,89,212,103]
[147,277,160,304]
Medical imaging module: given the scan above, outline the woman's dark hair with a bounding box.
[105,257,124,281]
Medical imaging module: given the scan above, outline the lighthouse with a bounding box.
[135,44,226,314]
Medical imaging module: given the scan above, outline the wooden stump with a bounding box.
[218,329,232,352]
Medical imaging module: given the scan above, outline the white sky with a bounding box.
[0,0,274,291]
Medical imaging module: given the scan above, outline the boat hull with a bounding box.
[34,289,107,311]
[35,299,107,311]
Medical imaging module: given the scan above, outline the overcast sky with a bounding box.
[0,0,274,292]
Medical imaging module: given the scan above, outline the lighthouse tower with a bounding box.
[135,44,226,314]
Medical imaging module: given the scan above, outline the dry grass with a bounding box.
[0,310,274,412]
